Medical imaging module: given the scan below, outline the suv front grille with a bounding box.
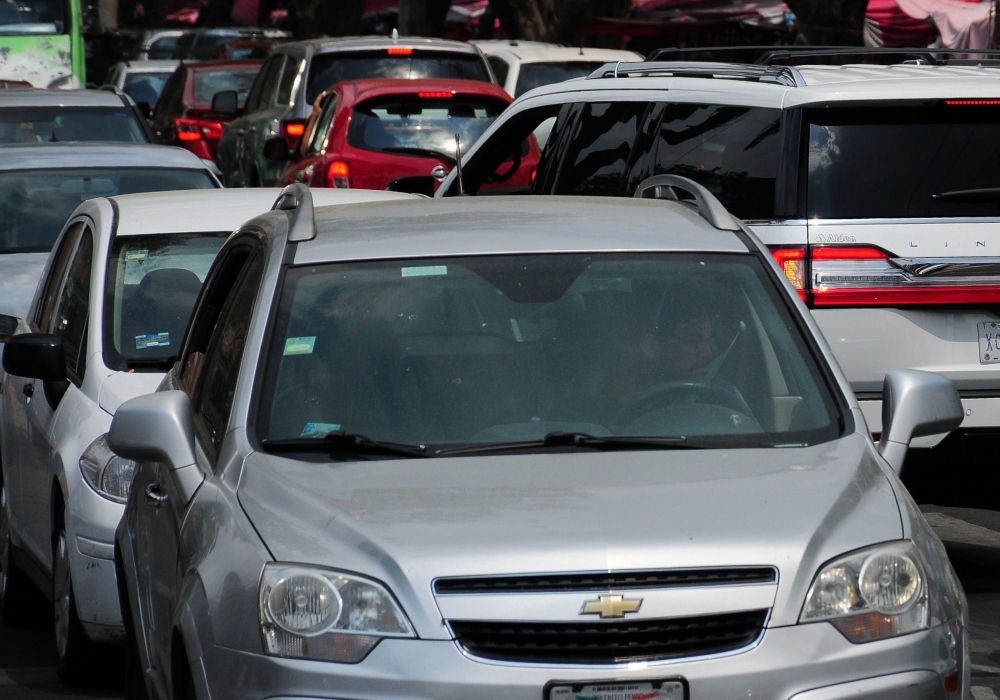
[449,609,768,664]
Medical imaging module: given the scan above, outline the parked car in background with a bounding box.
[102,59,179,115]
[474,40,643,98]
[0,186,417,684]
[110,181,968,700]
[216,36,496,187]
[129,28,185,61]
[173,27,291,60]
[150,59,263,163]
[437,55,1000,509]
[275,78,533,195]
[0,87,152,143]
[0,143,220,321]
[213,38,278,60]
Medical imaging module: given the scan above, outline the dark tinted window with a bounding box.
[257,55,285,107]
[807,104,1000,219]
[653,103,780,220]
[554,102,647,196]
[514,61,604,97]
[192,66,261,106]
[36,222,83,332]
[277,58,301,105]
[123,72,173,108]
[306,51,491,103]
[0,107,147,143]
[487,56,509,86]
[0,167,217,254]
[0,0,66,34]
[52,228,93,383]
[147,36,178,59]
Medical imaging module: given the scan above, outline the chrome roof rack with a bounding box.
[272,183,316,242]
[587,61,806,88]
[633,175,740,232]
[646,45,1000,67]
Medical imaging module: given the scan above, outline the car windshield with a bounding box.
[807,103,1000,218]
[104,233,227,370]
[0,167,217,254]
[192,66,260,106]
[257,253,844,453]
[0,107,147,143]
[346,97,505,160]
[306,51,492,103]
[514,61,604,97]
[123,72,173,108]
[0,0,65,34]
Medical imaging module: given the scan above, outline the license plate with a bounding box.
[547,680,687,700]
[979,322,1000,363]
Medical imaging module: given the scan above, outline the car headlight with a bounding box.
[259,564,414,663]
[800,540,928,643]
[79,434,137,503]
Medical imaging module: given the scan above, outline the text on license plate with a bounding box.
[548,680,686,700]
[979,322,1000,364]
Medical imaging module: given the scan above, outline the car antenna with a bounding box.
[579,40,584,56]
[391,27,399,40]
[454,133,465,195]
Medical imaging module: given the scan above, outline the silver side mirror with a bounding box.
[109,390,197,470]
[878,369,963,474]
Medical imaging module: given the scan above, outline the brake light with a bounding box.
[327,160,350,188]
[280,119,307,149]
[418,91,454,99]
[388,47,413,55]
[769,244,1000,307]
[175,118,224,141]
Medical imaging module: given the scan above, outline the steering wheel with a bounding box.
[612,380,754,432]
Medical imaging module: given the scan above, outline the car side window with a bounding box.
[245,55,278,112]
[652,103,781,220]
[258,55,286,109]
[552,102,649,197]
[34,222,84,333]
[488,56,509,86]
[155,69,183,116]
[49,226,94,384]
[306,93,338,154]
[277,57,301,106]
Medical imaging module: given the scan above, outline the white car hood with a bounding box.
[97,369,165,414]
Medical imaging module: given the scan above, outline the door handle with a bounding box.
[144,484,168,507]
[22,383,33,399]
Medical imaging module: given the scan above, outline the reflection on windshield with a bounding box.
[0,0,65,33]
[515,62,603,97]
[103,233,227,371]
[0,168,217,254]
[259,254,842,452]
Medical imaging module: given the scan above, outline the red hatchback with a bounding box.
[275,78,536,194]
[150,59,263,163]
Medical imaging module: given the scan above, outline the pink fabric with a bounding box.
[866,0,937,46]
[895,0,993,48]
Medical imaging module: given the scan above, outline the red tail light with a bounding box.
[175,118,224,142]
[327,160,350,188]
[418,91,454,99]
[280,119,307,150]
[769,244,1000,307]
[387,47,413,55]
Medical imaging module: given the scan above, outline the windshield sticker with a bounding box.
[135,332,169,349]
[284,336,316,355]
[301,422,341,437]
[401,265,447,278]
[125,249,148,262]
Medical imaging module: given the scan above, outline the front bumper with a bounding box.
[197,619,967,700]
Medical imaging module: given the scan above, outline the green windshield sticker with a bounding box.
[301,422,341,437]
[401,265,447,278]
[284,336,316,355]
[126,250,148,261]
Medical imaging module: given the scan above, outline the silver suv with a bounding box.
[215,36,495,187]
[439,56,1000,507]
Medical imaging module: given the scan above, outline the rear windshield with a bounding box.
[192,67,260,105]
[123,72,173,108]
[807,104,1000,219]
[0,167,217,254]
[306,51,491,103]
[347,97,505,160]
[257,253,844,453]
[104,233,227,371]
[0,107,148,143]
[0,0,65,35]
[515,61,604,97]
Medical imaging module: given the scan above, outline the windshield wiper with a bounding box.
[260,432,428,458]
[435,431,699,456]
[932,187,1000,202]
[381,146,455,162]
[125,356,176,370]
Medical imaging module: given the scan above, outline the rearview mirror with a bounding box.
[263,136,290,161]
[211,90,239,117]
[878,369,963,474]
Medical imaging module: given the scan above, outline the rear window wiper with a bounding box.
[260,432,428,458]
[380,146,455,162]
[125,356,176,371]
[932,187,1000,202]
[434,431,701,457]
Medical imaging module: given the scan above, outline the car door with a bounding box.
[19,223,93,567]
[137,243,264,687]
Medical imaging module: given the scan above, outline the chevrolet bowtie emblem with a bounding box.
[580,594,643,619]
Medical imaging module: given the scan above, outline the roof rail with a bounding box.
[647,45,1000,67]
[633,175,740,232]
[587,61,805,88]
[272,183,316,242]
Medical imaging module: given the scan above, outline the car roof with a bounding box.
[0,143,212,171]
[0,88,126,107]
[184,59,264,72]
[488,45,643,64]
[116,59,180,73]
[293,35,485,55]
[107,188,417,236]
[340,77,511,102]
[292,196,749,265]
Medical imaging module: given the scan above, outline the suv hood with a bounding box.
[238,434,902,636]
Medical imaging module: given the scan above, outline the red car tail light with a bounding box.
[770,247,808,301]
[280,119,307,150]
[418,91,454,99]
[327,160,350,188]
[387,47,413,55]
[175,118,224,142]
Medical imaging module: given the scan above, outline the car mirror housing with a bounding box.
[878,369,963,474]
[3,333,66,382]
[212,90,239,117]
[109,390,197,471]
[263,136,290,161]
